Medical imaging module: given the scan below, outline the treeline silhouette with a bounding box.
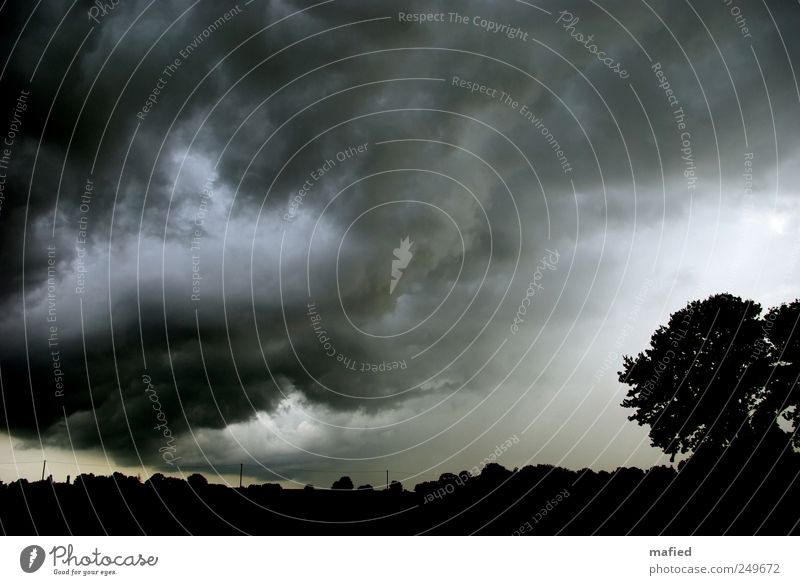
[2,293,799,534]
[1,446,798,534]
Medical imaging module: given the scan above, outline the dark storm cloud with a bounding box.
[0,0,798,470]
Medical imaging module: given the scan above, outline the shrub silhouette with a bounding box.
[187,473,208,489]
[331,476,354,490]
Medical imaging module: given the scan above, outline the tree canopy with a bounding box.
[619,294,799,460]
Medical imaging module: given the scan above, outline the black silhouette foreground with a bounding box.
[2,294,798,535]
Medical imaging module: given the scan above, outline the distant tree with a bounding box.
[147,473,166,484]
[357,484,374,491]
[437,472,470,487]
[389,480,403,493]
[413,480,439,495]
[187,473,208,489]
[331,476,354,490]
[74,473,96,488]
[620,294,794,461]
[479,463,512,484]
[438,472,459,484]
[303,484,315,491]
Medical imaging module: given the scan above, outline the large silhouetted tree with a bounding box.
[618,294,793,461]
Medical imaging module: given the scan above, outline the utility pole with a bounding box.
[41,460,46,481]
[239,463,243,488]
[386,469,389,490]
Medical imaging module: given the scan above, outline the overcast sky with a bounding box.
[0,0,799,489]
